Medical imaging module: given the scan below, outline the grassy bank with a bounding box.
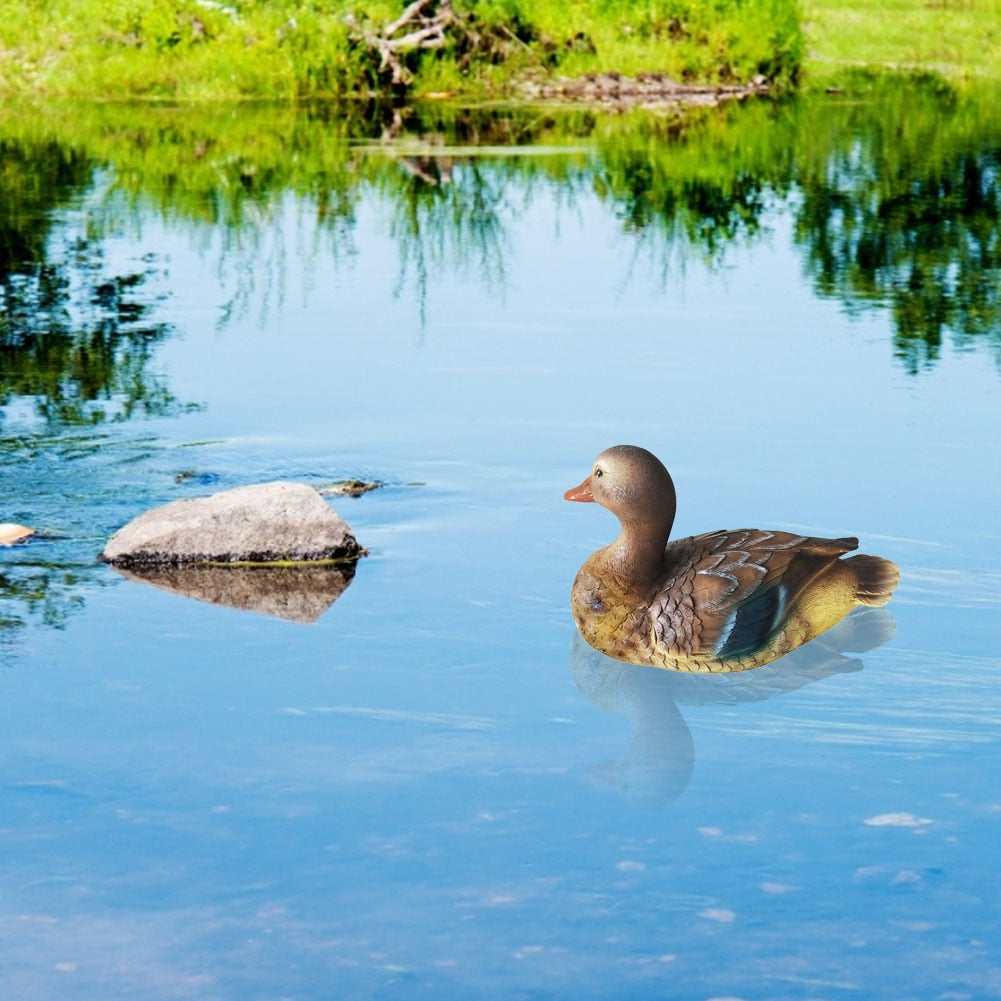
[2,0,999,104]
[802,0,1001,84]
[0,0,801,101]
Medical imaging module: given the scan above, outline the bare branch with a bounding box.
[383,0,438,38]
[347,0,457,90]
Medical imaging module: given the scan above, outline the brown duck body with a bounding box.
[566,447,900,673]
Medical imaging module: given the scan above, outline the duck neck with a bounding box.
[605,516,673,586]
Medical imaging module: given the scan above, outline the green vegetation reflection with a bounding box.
[3,76,1001,410]
[1,136,196,428]
[0,132,200,640]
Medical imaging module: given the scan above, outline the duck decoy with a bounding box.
[564,445,899,673]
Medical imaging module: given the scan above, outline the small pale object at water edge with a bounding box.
[0,523,35,546]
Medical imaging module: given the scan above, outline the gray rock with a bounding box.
[100,481,365,568]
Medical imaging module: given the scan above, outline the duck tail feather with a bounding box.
[847,554,900,607]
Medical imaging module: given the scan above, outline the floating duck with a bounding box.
[564,445,899,673]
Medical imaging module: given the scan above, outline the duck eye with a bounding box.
[594,468,603,478]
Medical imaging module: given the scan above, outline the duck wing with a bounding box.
[654,530,859,659]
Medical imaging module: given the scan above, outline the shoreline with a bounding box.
[515,72,773,112]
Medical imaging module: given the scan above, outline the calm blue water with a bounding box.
[2,98,1001,1000]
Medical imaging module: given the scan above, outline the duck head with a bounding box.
[565,445,678,581]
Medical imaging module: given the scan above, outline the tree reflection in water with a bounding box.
[1,136,195,635]
[789,76,1001,374]
[1,138,190,429]
[7,78,1000,380]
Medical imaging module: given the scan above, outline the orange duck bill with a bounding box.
[564,476,594,502]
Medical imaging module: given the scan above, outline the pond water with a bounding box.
[2,79,1001,1000]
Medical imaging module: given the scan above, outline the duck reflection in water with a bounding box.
[570,606,896,809]
[565,446,899,672]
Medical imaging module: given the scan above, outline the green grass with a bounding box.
[2,0,1000,102]
[0,0,370,100]
[0,0,802,101]
[801,0,1001,83]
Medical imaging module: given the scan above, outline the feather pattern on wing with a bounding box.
[651,529,859,658]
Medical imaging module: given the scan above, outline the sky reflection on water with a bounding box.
[2,94,1001,1000]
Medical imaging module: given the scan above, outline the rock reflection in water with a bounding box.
[569,606,897,808]
[113,562,357,623]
